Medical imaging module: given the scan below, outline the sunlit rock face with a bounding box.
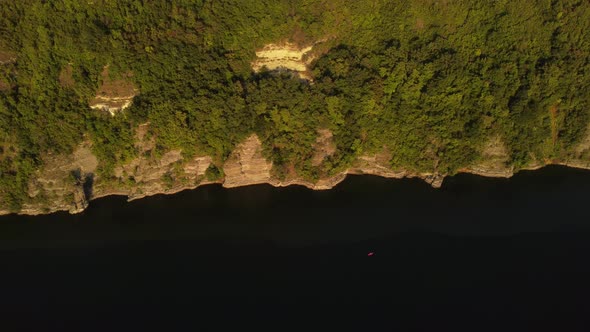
[89,66,138,116]
[464,136,513,178]
[106,123,213,201]
[565,124,590,169]
[223,134,273,188]
[24,141,98,214]
[251,43,316,80]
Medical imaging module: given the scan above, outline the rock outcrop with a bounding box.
[563,124,590,169]
[24,141,98,214]
[464,136,513,178]
[6,128,590,216]
[223,134,273,188]
[222,135,444,190]
[349,152,444,188]
[89,66,138,115]
[252,43,316,80]
[97,123,213,200]
[105,150,213,201]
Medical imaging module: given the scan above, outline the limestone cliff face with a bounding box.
[0,133,514,216]
[251,42,318,81]
[104,151,213,201]
[221,133,443,190]
[563,124,590,169]
[4,127,590,216]
[23,141,98,215]
[222,134,273,188]
[89,66,138,116]
[94,123,213,201]
[464,136,513,178]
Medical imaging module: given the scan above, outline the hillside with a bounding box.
[1,0,590,214]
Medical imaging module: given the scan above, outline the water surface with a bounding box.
[1,166,589,330]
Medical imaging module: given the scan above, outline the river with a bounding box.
[1,165,589,330]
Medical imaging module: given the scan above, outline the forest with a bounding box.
[0,0,589,211]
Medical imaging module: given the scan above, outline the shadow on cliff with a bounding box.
[70,168,94,201]
[83,173,94,200]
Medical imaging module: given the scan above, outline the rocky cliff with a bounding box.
[89,66,138,115]
[20,141,98,215]
[2,125,590,216]
[222,134,273,188]
[251,42,318,81]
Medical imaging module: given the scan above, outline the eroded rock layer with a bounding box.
[89,66,138,115]
[252,43,315,80]
[24,141,98,214]
[6,127,590,216]
[223,134,273,188]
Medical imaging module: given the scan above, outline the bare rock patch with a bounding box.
[311,129,336,166]
[89,66,138,115]
[252,42,317,80]
[465,136,513,177]
[223,134,272,188]
[28,141,98,214]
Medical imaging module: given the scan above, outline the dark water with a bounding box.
[1,165,590,331]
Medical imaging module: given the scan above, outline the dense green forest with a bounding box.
[0,0,589,211]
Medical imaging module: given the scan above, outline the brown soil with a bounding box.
[0,141,17,163]
[58,64,75,88]
[311,129,336,166]
[0,51,16,64]
[134,122,156,153]
[95,66,136,99]
[416,18,425,30]
[290,26,309,47]
[285,163,298,179]
[0,79,9,91]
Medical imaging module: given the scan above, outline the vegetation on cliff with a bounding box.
[0,0,589,211]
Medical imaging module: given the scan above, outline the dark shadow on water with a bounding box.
[1,165,590,330]
[2,165,589,246]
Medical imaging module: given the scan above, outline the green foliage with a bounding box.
[205,164,223,182]
[162,171,175,189]
[247,71,321,177]
[87,112,137,177]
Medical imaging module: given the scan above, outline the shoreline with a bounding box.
[2,161,589,217]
